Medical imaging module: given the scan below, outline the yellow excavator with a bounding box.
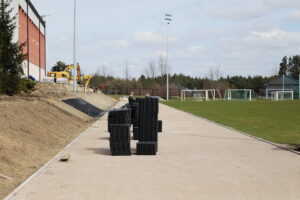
[47,63,92,93]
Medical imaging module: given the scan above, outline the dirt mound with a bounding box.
[30,82,68,98]
[0,99,90,199]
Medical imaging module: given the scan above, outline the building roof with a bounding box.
[266,75,299,86]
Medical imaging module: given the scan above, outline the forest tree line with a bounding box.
[89,55,300,96]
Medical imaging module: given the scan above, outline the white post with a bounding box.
[73,0,77,92]
[181,91,182,101]
[213,90,216,100]
[166,23,169,101]
[282,74,285,92]
[250,90,252,101]
[206,90,208,101]
[165,14,172,101]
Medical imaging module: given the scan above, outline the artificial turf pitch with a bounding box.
[163,99,300,146]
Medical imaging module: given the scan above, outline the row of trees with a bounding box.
[279,55,300,79]
[90,53,299,96]
[90,72,274,96]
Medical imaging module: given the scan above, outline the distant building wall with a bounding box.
[10,0,46,81]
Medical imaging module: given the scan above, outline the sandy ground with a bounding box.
[0,99,90,199]
[0,83,116,199]
[4,103,300,200]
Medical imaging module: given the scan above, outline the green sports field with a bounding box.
[162,99,300,146]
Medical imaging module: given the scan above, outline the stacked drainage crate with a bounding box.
[126,101,139,140]
[135,98,159,155]
[108,109,132,156]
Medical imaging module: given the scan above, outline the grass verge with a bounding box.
[162,99,300,146]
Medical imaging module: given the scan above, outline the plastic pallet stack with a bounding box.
[107,97,162,156]
[108,109,132,156]
[136,142,157,155]
[108,108,131,133]
[135,98,159,155]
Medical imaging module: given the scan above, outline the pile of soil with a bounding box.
[29,83,69,98]
[0,99,90,199]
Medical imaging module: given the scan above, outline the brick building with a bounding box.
[10,0,46,81]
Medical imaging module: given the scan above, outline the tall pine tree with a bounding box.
[279,56,288,75]
[0,0,25,95]
[288,55,300,80]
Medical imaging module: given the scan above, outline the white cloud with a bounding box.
[114,40,130,48]
[204,0,275,20]
[133,31,164,44]
[284,10,300,21]
[152,50,167,58]
[251,28,284,39]
[178,46,206,59]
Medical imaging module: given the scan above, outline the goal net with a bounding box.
[270,91,294,101]
[193,93,203,101]
[181,89,221,101]
[224,89,255,101]
[266,89,294,100]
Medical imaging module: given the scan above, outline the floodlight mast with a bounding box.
[165,14,172,101]
[73,0,77,92]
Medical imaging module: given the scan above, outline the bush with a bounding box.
[20,78,36,93]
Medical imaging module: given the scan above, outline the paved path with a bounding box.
[5,103,300,200]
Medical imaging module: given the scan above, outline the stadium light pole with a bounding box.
[73,0,77,92]
[165,14,172,101]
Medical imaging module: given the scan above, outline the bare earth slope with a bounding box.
[0,83,116,199]
[0,99,90,199]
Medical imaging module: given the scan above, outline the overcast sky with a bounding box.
[31,0,300,78]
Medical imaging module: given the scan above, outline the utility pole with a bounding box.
[165,14,172,101]
[73,0,77,92]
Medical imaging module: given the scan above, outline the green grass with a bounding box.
[162,99,300,145]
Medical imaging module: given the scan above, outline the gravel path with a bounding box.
[5,103,300,200]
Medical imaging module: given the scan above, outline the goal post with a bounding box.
[266,89,294,100]
[270,90,294,101]
[224,89,255,101]
[181,89,222,101]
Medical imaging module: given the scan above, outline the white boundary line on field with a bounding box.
[161,103,300,156]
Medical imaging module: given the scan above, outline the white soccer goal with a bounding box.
[266,89,294,100]
[270,90,294,101]
[224,89,255,101]
[193,93,203,101]
[181,89,222,101]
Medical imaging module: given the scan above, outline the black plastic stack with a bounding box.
[108,109,131,156]
[158,120,163,133]
[127,102,139,140]
[135,98,159,155]
[108,108,131,132]
[107,97,163,156]
[136,142,157,155]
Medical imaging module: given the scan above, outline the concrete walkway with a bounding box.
[5,103,300,200]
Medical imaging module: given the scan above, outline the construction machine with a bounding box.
[47,63,92,93]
